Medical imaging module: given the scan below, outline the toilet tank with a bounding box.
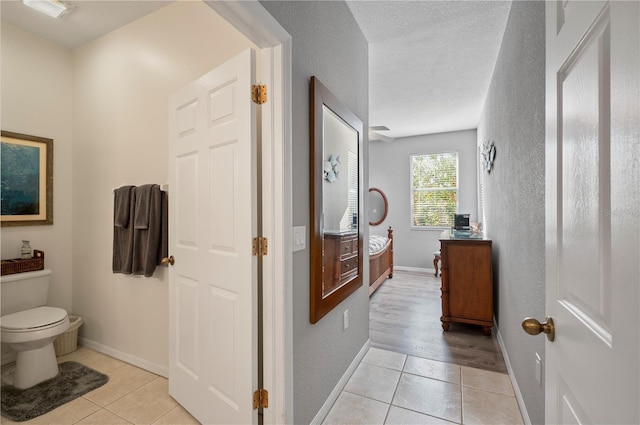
[0,269,52,316]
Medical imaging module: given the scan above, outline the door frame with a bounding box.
[204,2,292,424]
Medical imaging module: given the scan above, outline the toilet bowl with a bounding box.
[0,270,70,389]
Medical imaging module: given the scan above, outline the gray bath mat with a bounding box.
[1,361,108,422]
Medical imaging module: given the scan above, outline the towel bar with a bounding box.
[112,184,169,193]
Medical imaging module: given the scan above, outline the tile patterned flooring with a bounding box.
[2,303,522,425]
[1,344,523,424]
[322,347,523,425]
[1,346,199,425]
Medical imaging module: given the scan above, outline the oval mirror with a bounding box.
[368,188,388,226]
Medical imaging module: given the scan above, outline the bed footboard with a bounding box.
[369,227,394,296]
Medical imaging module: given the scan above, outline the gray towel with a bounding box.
[113,187,136,274]
[132,185,168,277]
[113,186,135,228]
[134,184,154,229]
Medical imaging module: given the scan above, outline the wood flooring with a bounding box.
[369,270,507,373]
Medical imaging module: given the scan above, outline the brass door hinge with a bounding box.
[251,84,267,105]
[252,237,268,256]
[253,388,269,409]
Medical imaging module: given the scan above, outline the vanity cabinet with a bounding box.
[439,231,493,335]
[324,232,358,295]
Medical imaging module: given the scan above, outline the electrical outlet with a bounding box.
[535,352,542,384]
[343,309,349,330]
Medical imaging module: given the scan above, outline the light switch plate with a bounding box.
[293,226,306,252]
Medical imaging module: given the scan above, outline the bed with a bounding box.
[369,227,394,295]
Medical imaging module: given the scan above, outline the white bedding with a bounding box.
[369,235,390,255]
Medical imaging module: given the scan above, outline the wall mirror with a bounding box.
[368,188,388,226]
[310,76,363,324]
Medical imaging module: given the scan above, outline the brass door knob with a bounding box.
[522,316,555,341]
[161,255,175,266]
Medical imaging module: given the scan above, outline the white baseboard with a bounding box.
[310,339,371,425]
[494,321,531,425]
[79,337,168,378]
[394,266,431,274]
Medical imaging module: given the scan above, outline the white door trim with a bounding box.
[203,2,292,424]
[259,44,292,425]
[205,1,290,48]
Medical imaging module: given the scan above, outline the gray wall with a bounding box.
[259,2,369,424]
[369,130,478,269]
[477,1,546,424]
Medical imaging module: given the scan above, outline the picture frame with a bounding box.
[1,130,53,226]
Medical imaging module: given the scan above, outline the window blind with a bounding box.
[411,152,458,227]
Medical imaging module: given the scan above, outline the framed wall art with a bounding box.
[1,131,53,226]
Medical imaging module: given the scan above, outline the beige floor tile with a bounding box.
[392,373,461,424]
[55,346,96,364]
[385,406,459,425]
[17,397,100,424]
[69,351,127,375]
[462,387,523,425]
[322,392,389,425]
[75,408,133,424]
[83,363,157,407]
[56,346,126,375]
[363,348,407,371]
[404,356,461,385]
[152,405,200,425]
[106,377,178,424]
[461,367,514,396]
[345,363,402,403]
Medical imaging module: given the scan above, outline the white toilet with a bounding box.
[1,269,69,389]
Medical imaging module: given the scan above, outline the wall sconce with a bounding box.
[23,0,74,18]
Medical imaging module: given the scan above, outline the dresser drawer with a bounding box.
[340,255,358,279]
[339,235,358,259]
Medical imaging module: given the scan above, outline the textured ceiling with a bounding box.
[347,1,512,139]
[2,0,511,140]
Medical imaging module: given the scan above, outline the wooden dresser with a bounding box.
[439,230,493,335]
[324,232,358,295]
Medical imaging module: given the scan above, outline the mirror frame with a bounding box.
[309,76,364,324]
[368,187,388,226]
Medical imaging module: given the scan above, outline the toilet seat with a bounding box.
[1,306,68,333]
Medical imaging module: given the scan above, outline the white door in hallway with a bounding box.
[168,48,258,425]
[546,1,639,423]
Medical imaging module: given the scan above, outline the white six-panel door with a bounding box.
[168,48,258,425]
[545,1,639,423]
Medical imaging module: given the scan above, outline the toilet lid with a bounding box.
[1,306,68,331]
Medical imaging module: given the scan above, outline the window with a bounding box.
[477,145,486,233]
[340,150,359,230]
[411,152,458,227]
[347,150,359,226]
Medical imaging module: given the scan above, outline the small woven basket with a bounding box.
[53,315,84,356]
[1,250,45,275]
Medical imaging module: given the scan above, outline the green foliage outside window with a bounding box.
[411,153,458,227]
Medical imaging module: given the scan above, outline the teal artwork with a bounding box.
[1,141,41,215]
